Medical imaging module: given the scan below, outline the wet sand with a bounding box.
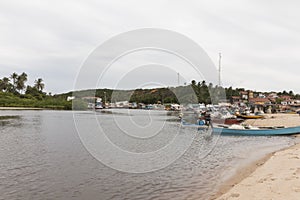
[214,114,300,200]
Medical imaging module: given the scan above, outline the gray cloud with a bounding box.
[0,0,300,93]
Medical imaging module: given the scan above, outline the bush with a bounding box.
[72,99,87,110]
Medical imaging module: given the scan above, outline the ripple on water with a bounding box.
[0,110,296,200]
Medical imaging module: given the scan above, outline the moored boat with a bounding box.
[213,124,300,136]
[236,114,264,119]
[181,120,209,130]
[212,118,244,125]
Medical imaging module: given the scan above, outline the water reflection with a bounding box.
[0,110,297,200]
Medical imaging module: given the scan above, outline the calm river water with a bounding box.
[0,110,298,200]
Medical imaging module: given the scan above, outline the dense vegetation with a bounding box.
[63,81,300,105]
[1,72,300,110]
[0,73,71,109]
[59,80,300,106]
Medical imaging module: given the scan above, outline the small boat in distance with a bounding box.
[95,98,103,110]
[235,114,264,119]
[181,120,209,130]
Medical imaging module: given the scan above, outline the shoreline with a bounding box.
[214,140,300,200]
[211,150,275,199]
[212,140,300,200]
[213,114,300,200]
[0,107,43,110]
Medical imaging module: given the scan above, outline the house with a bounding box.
[249,98,271,105]
[280,95,292,101]
[231,96,241,104]
[240,91,248,100]
[239,90,254,102]
[248,91,254,99]
[249,97,272,112]
[258,93,266,98]
[267,92,279,99]
[67,96,75,101]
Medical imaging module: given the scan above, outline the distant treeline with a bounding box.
[1,73,299,110]
[0,72,71,109]
[61,80,300,106]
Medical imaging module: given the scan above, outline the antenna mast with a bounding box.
[218,53,222,86]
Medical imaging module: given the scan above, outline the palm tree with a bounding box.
[34,78,45,91]
[16,72,27,93]
[0,77,11,92]
[10,72,18,92]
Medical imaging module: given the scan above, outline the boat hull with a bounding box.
[213,126,300,136]
[181,122,209,130]
[212,118,244,125]
[236,114,264,119]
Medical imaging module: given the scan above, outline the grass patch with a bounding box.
[0,92,72,110]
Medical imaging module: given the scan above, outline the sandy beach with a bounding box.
[245,113,300,128]
[215,114,300,200]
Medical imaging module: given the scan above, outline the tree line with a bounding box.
[0,72,45,97]
[65,79,300,106]
[1,72,300,109]
[0,73,72,109]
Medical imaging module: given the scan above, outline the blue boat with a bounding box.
[212,125,300,136]
[181,120,209,130]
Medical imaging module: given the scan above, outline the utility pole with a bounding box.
[218,52,222,86]
[104,91,106,108]
[177,72,180,86]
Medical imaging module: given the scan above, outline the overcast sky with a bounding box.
[1,0,300,94]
